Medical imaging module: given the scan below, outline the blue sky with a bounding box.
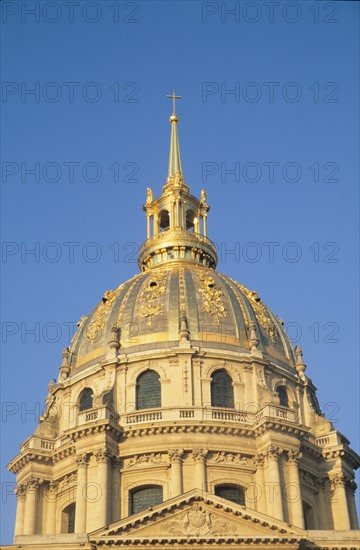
[1,0,359,543]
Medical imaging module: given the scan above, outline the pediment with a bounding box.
[90,489,306,546]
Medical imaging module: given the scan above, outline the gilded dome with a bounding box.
[69,265,295,375]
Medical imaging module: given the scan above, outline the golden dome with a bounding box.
[68,265,295,375]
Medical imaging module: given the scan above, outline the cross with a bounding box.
[166,90,182,114]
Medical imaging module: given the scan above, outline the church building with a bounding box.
[6,98,360,549]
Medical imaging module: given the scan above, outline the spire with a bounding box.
[166,91,182,180]
[138,97,218,272]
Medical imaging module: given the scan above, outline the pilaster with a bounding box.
[95,448,111,528]
[23,478,40,535]
[193,449,208,493]
[169,449,184,497]
[75,453,89,533]
[285,450,304,528]
[263,446,284,521]
[330,473,351,530]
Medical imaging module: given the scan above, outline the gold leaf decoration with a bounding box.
[138,271,167,327]
[85,286,123,342]
[197,272,226,327]
[167,171,185,186]
[235,282,278,344]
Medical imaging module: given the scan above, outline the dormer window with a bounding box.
[276,386,289,407]
[211,369,234,409]
[79,388,94,412]
[136,370,161,410]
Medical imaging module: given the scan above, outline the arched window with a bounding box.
[79,388,94,411]
[129,485,163,515]
[136,370,161,410]
[277,386,289,407]
[186,209,197,231]
[159,210,170,232]
[215,484,245,506]
[303,501,315,529]
[61,503,75,533]
[211,369,234,408]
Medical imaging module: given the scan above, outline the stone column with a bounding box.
[314,478,328,529]
[264,447,284,521]
[75,453,88,533]
[45,481,58,534]
[14,485,26,537]
[330,474,351,530]
[96,449,111,527]
[286,451,304,528]
[146,215,151,238]
[23,478,40,535]
[111,457,121,523]
[169,449,184,497]
[253,456,267,514]
[346,479,359,530]
[193,449,208,494]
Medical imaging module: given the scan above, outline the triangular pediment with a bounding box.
[90,489,306,546]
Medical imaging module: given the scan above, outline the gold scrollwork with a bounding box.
[197,272,226,327]
[85,286,123,342]
[138,271,167,327]
[235,282,278,344]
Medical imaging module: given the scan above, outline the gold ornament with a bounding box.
[197,272,226,327]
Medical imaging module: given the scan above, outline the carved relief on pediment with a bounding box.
[163,504,237,536]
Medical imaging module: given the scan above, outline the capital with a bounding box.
[314,477,327,491]
[330,473,348,490]
[25,477,41,491]
[193,449,208,463]
[168,449,184,463]
[95,449,111,463]
[75,453,89,468]
[265,446,283,462]
[253,454,265,469]
[286,450,302,464]
[14,484,26,500]
[46,480,59,496]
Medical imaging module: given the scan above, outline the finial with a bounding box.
[58,347,70,381]
[179,312,190,342]
[295,345,306,381]
[248,320,260,352]
[166,91,183,180]
[108,325,120,351]
[166,90,181,115]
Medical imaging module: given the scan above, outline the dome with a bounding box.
[69,265,295,376]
